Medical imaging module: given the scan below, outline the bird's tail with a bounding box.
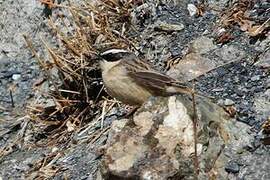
[167,82,213,99]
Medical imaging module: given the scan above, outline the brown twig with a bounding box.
[191,81,199,179]
[89,126,110,144]
[9,90,14,107]
[48,17,81,57]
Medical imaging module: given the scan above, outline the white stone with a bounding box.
[187,4,197,16]
[12,74,21,81]
[224,99,235,106]
[51,147,59,153]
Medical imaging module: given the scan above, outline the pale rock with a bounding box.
[167,36,218,81]
[133,111,154,136]
[154,20,185,32]
[101,95,250,179]
[167,52,216,81]
[187,4,197,16]
[12,74,21,81]
[51,147,59,153]
[224,99,235,106]
[106,136,148,172]
[66,121,75,132]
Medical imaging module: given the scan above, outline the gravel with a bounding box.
[196,60,269,127]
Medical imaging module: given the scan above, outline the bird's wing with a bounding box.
[128,70,192,96]
[120,56,193,96]
[122,56,152,71]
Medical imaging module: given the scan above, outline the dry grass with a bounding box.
[22,0,143,178]
[24,0,141,149]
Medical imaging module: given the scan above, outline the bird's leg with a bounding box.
[124,106,138,118]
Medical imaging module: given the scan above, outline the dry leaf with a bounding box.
[248,18,270,37]
[262,117,270,134]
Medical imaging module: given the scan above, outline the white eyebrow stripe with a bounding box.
[100,49,129,55]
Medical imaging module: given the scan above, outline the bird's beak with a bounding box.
[91,52,104,62]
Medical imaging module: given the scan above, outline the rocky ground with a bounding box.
[0,0,269,179]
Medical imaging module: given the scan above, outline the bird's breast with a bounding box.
[102,65,152,105]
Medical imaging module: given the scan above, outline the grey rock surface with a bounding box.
[0,0,46,110]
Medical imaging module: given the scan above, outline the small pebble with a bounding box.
[251,75,260,81]
[217,28,226,35]
[225,161,240,173]
[224,99,235,106]
[51,147,59,153]
[12,74,21,81]
[187,4,197,16]
[154,21,185,32]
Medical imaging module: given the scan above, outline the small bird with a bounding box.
[99,49,197,106]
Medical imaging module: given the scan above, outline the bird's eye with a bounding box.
[100,53,123,61]
[100,49,129,62]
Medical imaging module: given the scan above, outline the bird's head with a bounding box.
[97,49,132,72]
[99,49,131,62]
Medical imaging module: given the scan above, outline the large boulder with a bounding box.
[100,95,251,179]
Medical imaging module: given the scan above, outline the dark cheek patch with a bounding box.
[100,52,129,62]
